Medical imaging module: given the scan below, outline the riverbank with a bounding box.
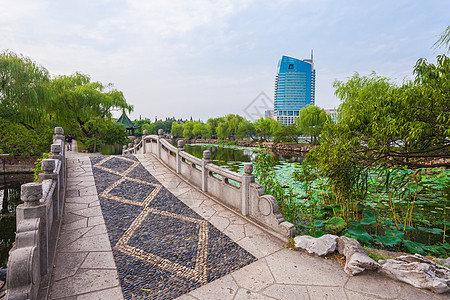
[0,156,37,173]
[166,138,316,154]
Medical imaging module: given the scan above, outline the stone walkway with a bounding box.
[47,142,449,299]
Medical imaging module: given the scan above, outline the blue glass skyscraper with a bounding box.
[274,53,315,125]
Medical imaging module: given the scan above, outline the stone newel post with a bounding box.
[16,183,48,275]
[123,145,127,154]
[157,129,164,158]
[176,140,185,174]
[202,150,212,192]
[142,130,148,153]
[241,163,255,216]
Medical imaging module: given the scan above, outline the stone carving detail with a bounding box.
[294,234,338,256]
[379,254,450,294]
[337,236,380,275]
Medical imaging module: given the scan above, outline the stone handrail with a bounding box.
[6,127,66,300]
[123,130,296,241]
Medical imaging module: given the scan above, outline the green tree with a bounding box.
[51,73,133,152]
[192,121,206,138]
[171,122,184,138]
[183,121,194,139]
[301,55,450,218]
[236,119,256,140]
[273,125,300,143]
[0,50,52,128]
[295,105,329,144]
[254,117,281,141]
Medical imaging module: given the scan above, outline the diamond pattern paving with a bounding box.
[90,155,256,299]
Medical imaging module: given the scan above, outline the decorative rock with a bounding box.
[294,234,338,256]
[437,257,450,268]
[337,236,380,275]
[379,254,450,294]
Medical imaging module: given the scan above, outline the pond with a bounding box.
[184,144,449,255]
[0,173,33,267]
[183,143,304,181]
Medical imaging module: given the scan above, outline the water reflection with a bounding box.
[0,173,33,267]
[183,144,303,173]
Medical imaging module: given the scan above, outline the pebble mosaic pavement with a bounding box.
[90,155,257,299]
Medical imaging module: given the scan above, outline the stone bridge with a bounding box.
[3,128,445,299]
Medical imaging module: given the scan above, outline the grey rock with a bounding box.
[437,257,450,268]
[379,254,450,294]
[294,234,338,256]
[337,236,380,275]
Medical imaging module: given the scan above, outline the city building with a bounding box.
[324,108,338,122]
[274,53,316,125]
[264,109,274,119]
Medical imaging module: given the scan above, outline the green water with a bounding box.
[183,143,304,174]
[0,173,33,267]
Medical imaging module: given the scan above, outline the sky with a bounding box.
[1,0,448,122]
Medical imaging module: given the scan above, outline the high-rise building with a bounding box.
[274,53,315,125]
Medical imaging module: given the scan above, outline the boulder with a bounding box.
[294,234,338,256]
[337,236,380,275]
[379,254,450,294]
[437,257,450,268]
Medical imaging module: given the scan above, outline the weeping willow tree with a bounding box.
[50,72,133,152]
[0,50,52,128]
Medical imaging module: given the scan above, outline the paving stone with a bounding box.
[58,234,112,252]
[223,224,246,241]
[188,274,238,300]
[71,206,103,218]
[307,286,347,300]
[231,259,274,292]
[262,284,309,300]
[345,271,401,299]
[265,249,348,286]
[65,195,99,204]
[234,288,275,300]
[50,269,120,299]
[52,252,88,281]
[81,251,117,269]
[208,214,230,231]
[62,212,86,224]
[83,224,108,237]
[88,215,105,226]
[58,227,92,248]
[192,205,217,219]
[61,218,88,231]
[90,155,256,300]
[237,234,283,259]
[64,202,89,213]
[76,287,124,300]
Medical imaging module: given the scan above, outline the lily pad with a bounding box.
[347,226,373,242]
[325,216,346,232]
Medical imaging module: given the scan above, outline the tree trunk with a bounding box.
[1,188,8,214]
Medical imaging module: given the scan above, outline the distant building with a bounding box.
[274,52,316,125]
[324,108,338,122]
[264,110,274,119]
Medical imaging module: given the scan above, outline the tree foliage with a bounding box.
[301,55,450,207]
[50,73,133,152]
[295,105,329,144]
[0,50,51,128]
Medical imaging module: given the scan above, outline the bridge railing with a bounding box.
[123,129,295,241]
[6,127,66,300]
